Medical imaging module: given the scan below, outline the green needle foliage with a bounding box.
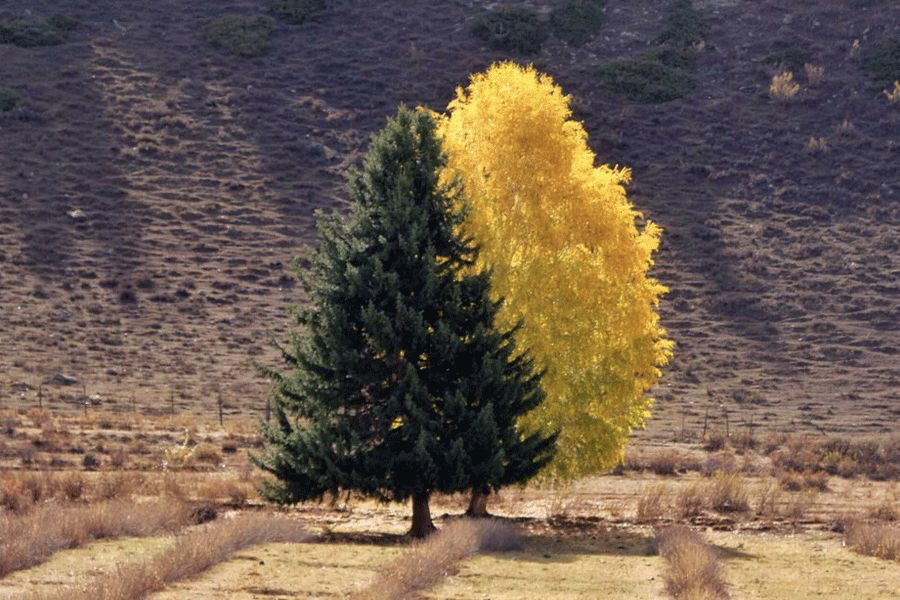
[253,107,556,536]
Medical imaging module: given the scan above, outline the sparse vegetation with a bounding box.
[353,519,522,600]
[804,136,829,153]
[636,484,668,522]
[550,0,604,47]
[0,15,76,48]
[769,71,800,101]
[884,80,900,104]
[33,513,310,600]
[804,63,825,86]
[271,0,326,25]
[472,8,547,54]
[0,87,19,111]
[655,0,707,47]
[599,48,697,103]
[599,0,703,103]
[656,526,730,600]
[864,39,900,85]
[843,519,900,561]
[0,499,193,577]
[205,15,275,57]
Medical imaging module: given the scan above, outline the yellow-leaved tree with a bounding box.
[438,63,673,497]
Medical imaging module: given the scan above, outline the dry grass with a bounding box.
[843,519,900,561]
[636,484,669,522]
[706,471,749,513]
[30,513,310,600]
[804,63,825,86]
[352,518,521,600]
[656,526,729,600]
[0,498,193,577]
[769,71,800,101]
[884,81,900,104]
[804,136,829,153]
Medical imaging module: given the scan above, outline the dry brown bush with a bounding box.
[777,469,829,492]
[59,472,86,501]
[706,471,749,513]
[656,526,729,599]
[636,484,668,522]
[353,518,521,600]
[702,452,738,477]
[32,513,310,600]
[0,498,193,577]
[191,442,223,466]
[843,520,900,561]
[782,490,818,522]
[769,71,800,101]
[703,431,727,452]
[675,481,705,519]
[754,479,781,518]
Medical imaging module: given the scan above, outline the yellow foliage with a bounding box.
[437,62,673,479]
[769,71,800,101]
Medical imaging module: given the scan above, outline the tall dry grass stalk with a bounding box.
[843,520,900,561]
[0,498,193,577]
[353,518,521,600]
[656,526,729,600]
[31,513,310,600]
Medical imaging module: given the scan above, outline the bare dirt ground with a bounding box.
[0,2,898,437]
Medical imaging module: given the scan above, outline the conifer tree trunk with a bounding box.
[409,493,436,538]
[466,490,490,517]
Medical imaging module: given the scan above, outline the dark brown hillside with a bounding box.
[0,0,897,440]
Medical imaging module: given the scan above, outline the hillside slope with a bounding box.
[1,0,897,440]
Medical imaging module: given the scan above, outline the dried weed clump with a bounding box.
[843,519,900,561]
[32,513,310,600]
[656,526,729,599]
[353,519,521,600]
[804,63,825,86]
[804,136,829,153]
[0,498,193,577]
[769,71,800,101]
[637,484,669,522]
[884,81,900,104]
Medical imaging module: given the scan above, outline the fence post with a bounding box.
[217,391,224,427]
[170,389,175,416]
[265,397,271,423]
[38,385,43,409]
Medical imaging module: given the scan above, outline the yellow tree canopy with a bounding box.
[437,62,674,479]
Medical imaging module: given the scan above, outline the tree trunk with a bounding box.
[465,490,490,517]
[409,493,436,538]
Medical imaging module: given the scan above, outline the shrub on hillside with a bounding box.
[472,8,547,54]
[598,47,696,103]
[0,15,76,47]
[551,0,604,46]
[205,15,275,57]
[655,0,707,47]
[271,0,326,24]
[864,39,900,85]
[0,87,18,112]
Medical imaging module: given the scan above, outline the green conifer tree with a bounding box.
[252,107,556,537]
